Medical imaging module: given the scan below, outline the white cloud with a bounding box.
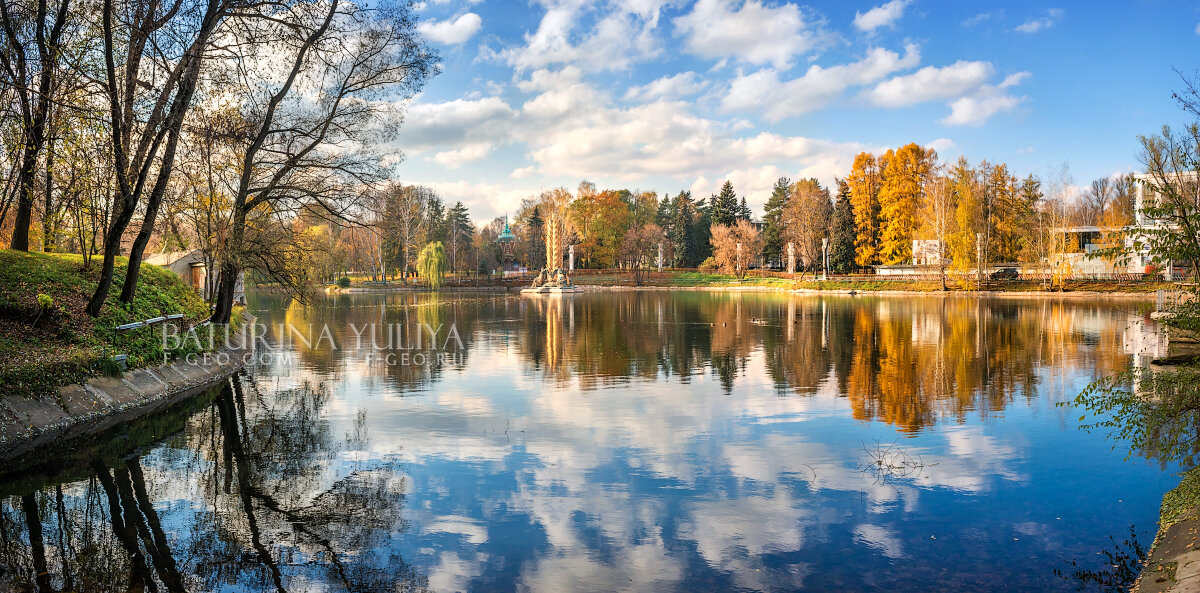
[412,180,533,224]
[433,143,493,167]
[863,60,994,107]
[853,0,910,32]
[400,77,869,213]
[624,72,709,102]
[516,66,584,93]
[418,13,483,45]
[396,97,517,151]
[942,72,1029,126]
[673,0,831,69]
[1195,22,1200,35]
[497,3,663,73]
[722,44,921,121]
[863,62,1030,126]
[963,12,991,26]
[1015,8,1063,33]
[927,138,955,152]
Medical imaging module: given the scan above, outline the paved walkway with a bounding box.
[1137,507,1200,592]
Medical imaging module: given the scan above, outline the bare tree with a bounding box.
[383,184,432,279]
[922,171,955,289]
[86,0,234,316]
[782,179,832,279]
[209,0,438,323]
[0,0,72,250]
[1084,177,1113,225]
[619,222,662,286]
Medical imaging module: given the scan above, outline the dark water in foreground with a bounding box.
[0,291,1180,592]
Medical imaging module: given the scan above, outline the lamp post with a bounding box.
[822,238,828,281]
[976,232,984,289]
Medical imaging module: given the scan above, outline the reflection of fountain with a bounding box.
[521,204,581,295]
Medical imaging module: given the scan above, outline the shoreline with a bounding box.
[1135,466,1200,592]
[329,281,1164,299]
[590,284,1159,298]
[0,314,254,463]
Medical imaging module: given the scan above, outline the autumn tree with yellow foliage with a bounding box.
[877,143,935,265]
[847,152,882,268]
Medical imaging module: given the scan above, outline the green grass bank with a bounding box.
[0,250,211,397]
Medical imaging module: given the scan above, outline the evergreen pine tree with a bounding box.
[445,201,472,272]
[829,180,856,273]
[761,177,790,266]
[657,194,674,228]
[670,191,696,267]
[710,181,738,226]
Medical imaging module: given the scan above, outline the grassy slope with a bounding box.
[0,250,211,397]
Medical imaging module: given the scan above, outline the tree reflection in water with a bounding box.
[0,292,1158,593]
[264,291,1134,435]
[511,293,1133,432]
[0,375,427,592]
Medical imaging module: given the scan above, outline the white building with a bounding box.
[144,249,245,302]
[1125,172,1193,278]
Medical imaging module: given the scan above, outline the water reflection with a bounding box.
[0,377,427,592]
[0,292,1177,592]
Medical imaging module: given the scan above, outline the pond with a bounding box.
[0,291,1180,592]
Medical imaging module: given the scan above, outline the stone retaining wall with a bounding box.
[0,313,254,462]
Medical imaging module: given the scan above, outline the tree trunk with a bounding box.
[119,193,166,304]
[20,493,52,593]
[9,136,42,251]
[211,260,239,324]
[41,133,55,252]
[6,0,68,251]
[85,204,135,317]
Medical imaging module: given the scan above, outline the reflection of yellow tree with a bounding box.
[836,297,1123,432]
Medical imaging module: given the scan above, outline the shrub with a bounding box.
[36,293,53,311]
[698,257,718,272]
[337,276,351,288]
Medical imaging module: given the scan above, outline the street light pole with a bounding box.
[822,238,828,281]
[976,232,984,290]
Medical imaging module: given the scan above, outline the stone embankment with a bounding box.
[0,316,253,462]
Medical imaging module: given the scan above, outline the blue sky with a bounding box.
[391,0,1200,222]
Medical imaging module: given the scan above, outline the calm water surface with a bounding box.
[0,291,1180,592]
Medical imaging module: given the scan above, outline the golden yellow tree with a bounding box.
[986,163,1025,263]
[948,157,983,273]
[878,143,934,265]
[847,152,881,267]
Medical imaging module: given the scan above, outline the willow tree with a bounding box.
[208,0,438,324]
[416,241,446,289]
